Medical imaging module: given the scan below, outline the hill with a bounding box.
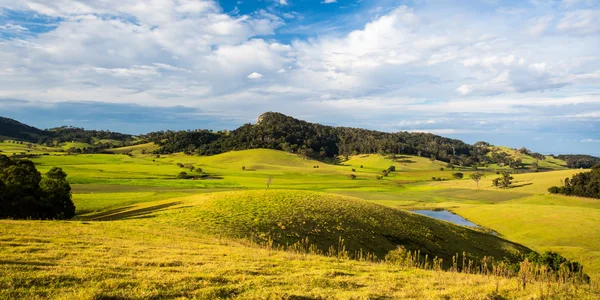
[0,116,48,142]
[95,190,531,265]
[2,217,596,299]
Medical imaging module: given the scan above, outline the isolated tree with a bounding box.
[242,166,246,171]
[266,176,273,189]
[498,171,513,189]
[469,172,485,188]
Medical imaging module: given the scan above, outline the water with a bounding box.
[411,210,481,228]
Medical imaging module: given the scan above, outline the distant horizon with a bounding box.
[1,0,599,156]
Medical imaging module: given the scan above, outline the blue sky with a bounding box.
[0,0,599,156]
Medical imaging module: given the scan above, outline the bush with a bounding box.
[177,163,184,168]
[452,172,464,179]
[0,155,75,220]
[388,165,396,172]
[348,174,356,180]
[376,175,383,180]
[242,166,246,171]
[351,168,356,172]
[177,172,189,179]
[360,165,363,168]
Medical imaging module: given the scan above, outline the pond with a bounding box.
[411,210,481,228]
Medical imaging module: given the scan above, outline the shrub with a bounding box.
[452,172,464,179]
[376,175,383,180]
[242,166,246,171]
[360,165,363,168]
[177,172,189,179]
[348,174,356,180]
[388,165,396,172]
[351,168,356,172]
[177,163,184,168]
[439,167,444,171]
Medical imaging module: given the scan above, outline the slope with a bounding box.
[106,190,532,265]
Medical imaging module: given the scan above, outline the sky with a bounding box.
[0,0,599,156]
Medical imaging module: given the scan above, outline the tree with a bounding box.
[348,174,356,180]
[242,166,246,171]
[469,172,485,188]
[452,172,464,179]
[497,171,513,189]
[430,155,436,163]
[266,176,273,189]
[40,167,75,219]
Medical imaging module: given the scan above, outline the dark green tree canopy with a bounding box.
[0,155,75,220]
[548,165,600,199]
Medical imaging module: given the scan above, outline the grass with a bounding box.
[4,220,597,299]
[141,190,530,264]
[2,146,600,297]
[454,194,600,281]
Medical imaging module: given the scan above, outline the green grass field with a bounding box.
[2,146,599,298]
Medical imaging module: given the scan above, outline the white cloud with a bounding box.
[322,0,337,3]
[556,9,600,35]
[247,72,264,79]
[0,0,598,138]
[581,139,600,143]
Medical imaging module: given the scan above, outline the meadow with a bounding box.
[1,144,599,298]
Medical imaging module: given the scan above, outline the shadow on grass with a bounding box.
[0,260,57,267]
[86,201,182,221]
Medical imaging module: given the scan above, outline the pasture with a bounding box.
[1,147,599,297]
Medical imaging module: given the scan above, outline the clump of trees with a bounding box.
[492,171,513,189]
[548,165,600,199]
[0,155,75,219]
[553,154,600,169]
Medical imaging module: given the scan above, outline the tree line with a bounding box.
[548,164,600,199]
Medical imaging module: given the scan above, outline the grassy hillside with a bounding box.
[131,190,531,264]
[108,142,159,154]
[488,146,568,170]
[3,219,597,299]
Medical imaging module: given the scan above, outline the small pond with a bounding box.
[411,210,481,228]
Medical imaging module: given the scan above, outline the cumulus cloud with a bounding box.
[0,0,598,150]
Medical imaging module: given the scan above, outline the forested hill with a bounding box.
[0,116,134,146]
[147,112,485,166]
[0,116,47,141]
